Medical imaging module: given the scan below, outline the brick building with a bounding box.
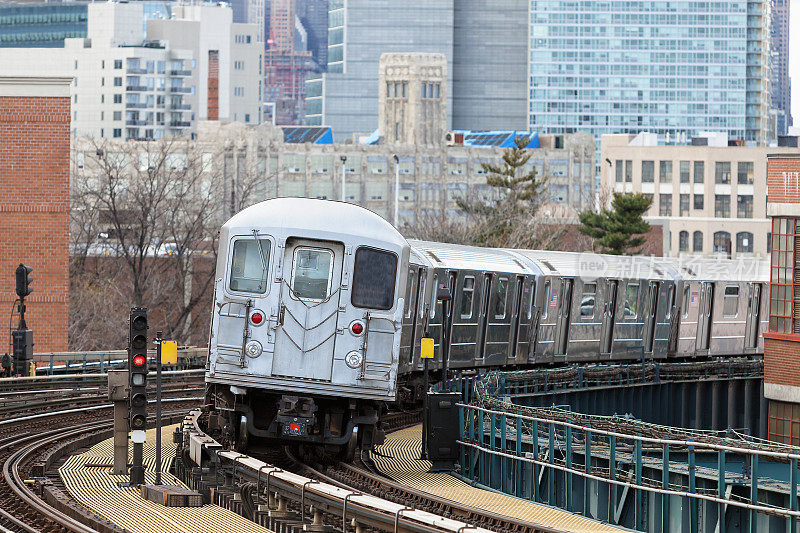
[764,153,800,444]
[0,76,71,352]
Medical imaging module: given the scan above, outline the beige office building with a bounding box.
[601,133,800,259]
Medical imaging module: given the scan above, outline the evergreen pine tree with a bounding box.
[579,193,653,255]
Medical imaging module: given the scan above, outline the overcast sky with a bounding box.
[791,0,799,124]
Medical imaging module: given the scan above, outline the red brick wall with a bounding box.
[0,96,69,352]
[764,335,800,387]
[208,50,219,121]
[767,157,800,204]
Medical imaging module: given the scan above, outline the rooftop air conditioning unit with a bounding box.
[445,131,464,146]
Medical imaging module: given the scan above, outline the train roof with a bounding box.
[222,198,408,248]
[506,250,674,280]
[655,257,769,282]
[408,240,535,274]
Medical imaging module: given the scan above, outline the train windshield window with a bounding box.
[460,276,475,318]
[723,286,739,317]
[229,238,271,293]
[581,283,596,317]
[291,247,333,300]
[625,283,639,318]
[352,247,397,310]
[494,277,508,318]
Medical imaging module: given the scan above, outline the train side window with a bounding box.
[526,281,533,320]
[494,277,509,319]
[723,286,739,317]
[682,286,690,317]
[581,283,596,318]
[352,247,397,310]
[229,238,271,294]
[665,285,674,320]
[541,281,550,319]
[460,276,475,319]
[404,268,415,317]
[430,274,438,318]
[624,283,639,318]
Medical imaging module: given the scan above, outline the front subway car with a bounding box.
[205,198,409,453]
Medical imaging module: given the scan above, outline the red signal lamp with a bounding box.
[132,354,146,367]
[351,322,364,335]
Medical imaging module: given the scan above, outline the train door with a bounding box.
[601,280,619,355]
[477,273,493,361]
[508,276,525,363]
[644,281,660,353]
[441,271,457,372]
[695,282,714,352]
[744,282,762,350]
[554,278,573,356]
[272,238,344,381]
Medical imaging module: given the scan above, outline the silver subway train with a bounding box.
[205,198,767,452]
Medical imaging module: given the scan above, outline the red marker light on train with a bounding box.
[251,312,263,325]
[351,322,364,335]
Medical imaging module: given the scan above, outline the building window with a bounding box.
[642,160,655,183]
[615,160,623,182]
[113,128,122,138]
[715,161,731,184]
[113,111,121,121]
[114,94,122,103]
[679,231,689,252]
[680,161,690,183]
[680,194,689,216]
[736,232,753,254]
[114,59,122,69]
[769,217,798,333]
[659,194,672,216]
[659,160,672,183]
[713,231,731,257]
[625,160,632,182]
[737,195,753,218]
[694,194,704,210]
[768,401,800,446]
[114,77,122,86]
[694,161,704,183]
[714,194,730,218]
[737,162,754,184]
[693,231,703,252]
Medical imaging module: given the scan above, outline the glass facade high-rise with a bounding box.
[529,0,771,144]
[0,4,87,47]
[306,0,529,140]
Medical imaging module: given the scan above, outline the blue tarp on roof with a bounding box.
[361,128,381,145]
[457,130,540,149]
[282,126,333,144]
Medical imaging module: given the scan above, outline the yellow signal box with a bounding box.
[420,338,434,359]
[161,341,178,365]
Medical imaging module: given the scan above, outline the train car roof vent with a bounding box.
[541,260,557,272]
[681,266,696,276]
[653,267,664,276]
[425,250,442,263]
[513,259,527,271]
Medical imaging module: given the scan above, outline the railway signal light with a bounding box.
[15,264,33,298]
[128,307,148,486]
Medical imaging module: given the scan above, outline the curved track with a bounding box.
[0,396,201,533]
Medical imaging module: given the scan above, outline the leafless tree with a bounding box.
[69,136,265,349]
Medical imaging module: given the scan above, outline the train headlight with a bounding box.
[245,340,263,358]
[345,351,363,369]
